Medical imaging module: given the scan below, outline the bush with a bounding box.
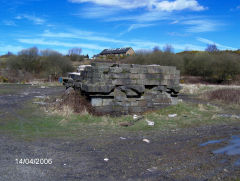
[6,47,74,79]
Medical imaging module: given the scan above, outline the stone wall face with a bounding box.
[70,62,181,115]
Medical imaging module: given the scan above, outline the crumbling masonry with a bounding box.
[64,62,181,115]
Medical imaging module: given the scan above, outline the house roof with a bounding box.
[100,47,132,55]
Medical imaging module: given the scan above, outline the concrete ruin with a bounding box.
[63,62,181,115]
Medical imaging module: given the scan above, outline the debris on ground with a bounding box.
[119,122,132,127]
[146,119,154,126]
[133,115,144,120]
[133,114,138,120]
[40,86,46,89]
[104,158,109,162]
[147,167,158,172]
[120,137,126,140]
[143,139,150,143]
[168,114,177,118]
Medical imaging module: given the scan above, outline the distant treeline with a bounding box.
[123,49,240,83]
[4,47,74,78]
[0,47,91,82]
[1,45,240,83]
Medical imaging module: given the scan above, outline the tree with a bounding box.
[40,49,61,56]
[68,48,82,56]
[153,46,161,52]
[163,44,174,53]
[7,51,14,56]
[18,47,39,57]
[205,44,219,52]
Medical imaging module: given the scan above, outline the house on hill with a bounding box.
[99,47,135,57]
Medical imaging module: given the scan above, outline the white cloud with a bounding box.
[120,23,155,36]
[15,15,45,25]
[39,29,206,51]
[69,0,206,11]
[76,6,120,18]
[107,10,172,23]
[18,38,107,50]
[69,0,149,9]
[155,0,205,12]
[3,20,16,26]
[127,23,155,32]
[41,30,126,44]
[183,20,219,33]
[197,37,236,50]
[167,32,187,37]
[170,20,179,24]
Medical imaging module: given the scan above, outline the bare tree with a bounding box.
[153,46,161,52]
[205,44,219,52]
[68,48,82,56]
[40,49,61,56]
[163,44,174,53]
[18,47,39,57]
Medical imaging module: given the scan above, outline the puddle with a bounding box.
[201,135,240,167]
[200,139,223,146]
[213,135,240,155]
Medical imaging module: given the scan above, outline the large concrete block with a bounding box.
[64,62,181,115]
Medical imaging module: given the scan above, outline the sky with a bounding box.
[0,0,239,57]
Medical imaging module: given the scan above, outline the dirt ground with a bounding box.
[0,84,240,181]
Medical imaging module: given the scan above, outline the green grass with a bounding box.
[0,102,64,138]
[55,102,235,132]
[1,96,238,140]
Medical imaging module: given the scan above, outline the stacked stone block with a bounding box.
[70,62,181,115]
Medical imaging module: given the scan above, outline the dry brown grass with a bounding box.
[58,89,97,115]
[203,88,240,105]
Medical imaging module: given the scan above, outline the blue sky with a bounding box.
[0,0,239,56]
